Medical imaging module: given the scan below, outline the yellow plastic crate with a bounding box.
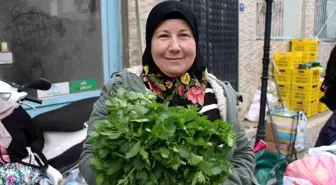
[308,40,318,53]
[273,52,303,69]
[291,39,318,53]
[274,69,292,84]
[302,52,318,62]
[277,83,291,102]
[290,99,319,118]
[291,68,320,86]
[291,84,319,102]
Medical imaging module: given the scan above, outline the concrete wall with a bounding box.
[124,0,336,121]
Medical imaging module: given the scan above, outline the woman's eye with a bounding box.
[180,33,190,37]
[158,34,169,38]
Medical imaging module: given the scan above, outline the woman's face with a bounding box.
[151,19,196,77]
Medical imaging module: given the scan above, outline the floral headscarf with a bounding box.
[141,1,208,107]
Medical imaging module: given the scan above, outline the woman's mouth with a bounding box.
[164,57,184,61]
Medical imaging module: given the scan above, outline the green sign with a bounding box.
[70,78,97,93]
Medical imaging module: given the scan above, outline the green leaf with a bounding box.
[125,141,141,159]
[152,119,176,139]
[159,148,170,158]
[211,166,222,175]
[188,153,203,165]
[126,91,140,100]
[96,173,105,185]
[107,160,123,176]
[227,134,236,147]
[91,157,103,170]
[176,145,190,158]
[99,149,109,158]
[140,148,150,165]
[195,171,206,184]
[146,92,157,100]
[199,162,213,176]
[136,171,148,182]
[132,158,146,170]
[116,88,126,98]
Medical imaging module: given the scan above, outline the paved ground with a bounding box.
[243,111,333,148]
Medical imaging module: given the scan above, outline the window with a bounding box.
[0,0,104,97]
[314,0,336,40]
[0,0,121,116]
[256,0,304,39]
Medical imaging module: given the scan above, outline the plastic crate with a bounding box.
[277,83,291,102]
[274,69,292,84]
[308,40,318,53]
[290,99,319,118]
[291,68,320,86]
[302,52,318,62]
[291,39,318,53]
[273,52,303,69]
[291,84,319,102]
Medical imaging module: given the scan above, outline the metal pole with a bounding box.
[255,0,273,146]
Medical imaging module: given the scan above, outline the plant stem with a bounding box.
[140,97,152,103]
[117,168,136,185]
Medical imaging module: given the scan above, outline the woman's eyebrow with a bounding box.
[156,30,170,34]
[179,29,191,32]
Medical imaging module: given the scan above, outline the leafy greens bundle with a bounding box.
[89,88,237,185]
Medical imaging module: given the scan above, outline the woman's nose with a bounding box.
[168,37,181,53]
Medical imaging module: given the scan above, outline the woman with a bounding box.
[315,44,336,147]
[80,1,256,184]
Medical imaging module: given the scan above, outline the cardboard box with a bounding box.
[266,123,277,142]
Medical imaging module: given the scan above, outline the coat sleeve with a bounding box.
[219,80,256,185]
[223,123,256,185]
[79,76,123,185]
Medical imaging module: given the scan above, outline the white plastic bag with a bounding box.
[283,176,313,185]
[295,112,309,152]
[307,145,336,162]
[245,90,278,122]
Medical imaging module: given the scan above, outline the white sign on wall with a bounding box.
[37,82,70,99]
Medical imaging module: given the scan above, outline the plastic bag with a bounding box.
[283,176,313,185]
[245,90,278,122]
[284,155,336,185]
[254,150,288,185]
[254,140,267,154]
[307,145,336,161]
[294,112,309,152]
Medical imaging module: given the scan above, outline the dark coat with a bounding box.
[315,111,336,147]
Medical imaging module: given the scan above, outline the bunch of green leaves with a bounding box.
[89,88,237,185]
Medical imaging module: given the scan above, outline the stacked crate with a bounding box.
[290,69,320,117]
[274,39,321,117]
[291,39,318,62]
[273,52,303,108]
